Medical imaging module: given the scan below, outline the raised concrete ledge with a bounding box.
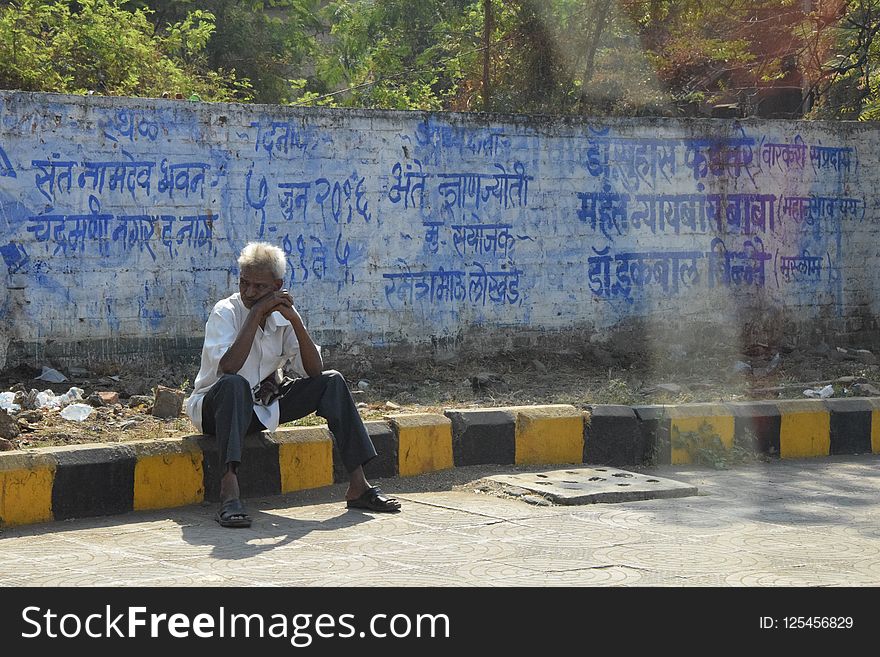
[824,398,874,455]
[387,413,453,477]
[273,426,334,494]
[50,443,137,520]
[775,399,831,458]
[0,450,57,527]
[1,398,879,528]
[130,438,204,511]
[583,405,642,466]
[445,408,515,467]
[507,404,587,465]
[725,401,782,458]
[665,403,735,465]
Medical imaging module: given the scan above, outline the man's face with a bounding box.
[239,266,281,309]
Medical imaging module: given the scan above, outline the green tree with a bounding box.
[3,0,877,120]
[483,0,667,115]
[801,0,880,120]
[304,0,479,110]
[129,0,323,105]
[0,0,246,100]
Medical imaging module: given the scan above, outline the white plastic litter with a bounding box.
[35,366,68,383]
[803,384,834,399]
[60,403,94,422]
[0,391,20,413]
[34,387,85,409]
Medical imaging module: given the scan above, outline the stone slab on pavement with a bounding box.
[485,465,698,504]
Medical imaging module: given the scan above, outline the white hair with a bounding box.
[237,242,286,279]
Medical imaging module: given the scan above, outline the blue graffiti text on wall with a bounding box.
[585,130,678,191]
[278,174,371,224]
[282,232,326,282]
[250,120,319,158]
[584,131,854,191]
[0,145,17,177]
[388,160,531,211]
[588,246,703,302]
[585,236,819,303]
[383,261,521,308]
[415,122,510,159]
[577,189,776,239]
[0,241,28,273]
[778,249,825,284]
[577,189,863,241]
[32,154,216,203]
[26,196,215,260]
[420,221,519,259]
[706,237,772,288]
[780,194,864,227]
[101,110,159,143]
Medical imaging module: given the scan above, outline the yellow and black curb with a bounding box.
[1,399,879,528]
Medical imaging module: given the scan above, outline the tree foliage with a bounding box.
[0,0,246,100]
[127,0,323,104]
[801,0,880,120]
[302,0,478,110]
[1,0,879,120]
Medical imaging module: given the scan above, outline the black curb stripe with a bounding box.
[584,405,645,466]
[331,445,346,485]
[332,421,399,483]
[633,405,671,465]
[364,421,398,480]
[445,409,516,466]
[824,398,873,455]
[51,446,135,521]
[726,401,782,459]
[196,432,280,503]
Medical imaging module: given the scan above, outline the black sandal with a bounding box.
[215,498,252,528]
[346,486,401,513]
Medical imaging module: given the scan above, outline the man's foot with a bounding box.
[346,486,401,513]
[215,498,252,527]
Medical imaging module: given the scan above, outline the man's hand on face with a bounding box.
[252,288,298,321]
[251,290,293,319]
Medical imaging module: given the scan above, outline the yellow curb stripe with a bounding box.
[871,404,880,454]
[867,399,880,455]
[276,427,334,492]
[777,401,831,459]
[389,414,453,477]
[668,405,734,465]
[511,405,585,465]
[132,444,204,511]
[0,461,55,527]
[870,408,880,454]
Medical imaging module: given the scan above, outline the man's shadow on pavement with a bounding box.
[173,497,375,561]
[177,434,389,559]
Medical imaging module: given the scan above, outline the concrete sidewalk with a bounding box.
[1,455,879,587]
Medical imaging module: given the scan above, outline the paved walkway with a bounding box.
[2,454,879,587]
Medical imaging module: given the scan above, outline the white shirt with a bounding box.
[185,292,318,433]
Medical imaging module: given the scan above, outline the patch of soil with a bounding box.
[1,340,878,451]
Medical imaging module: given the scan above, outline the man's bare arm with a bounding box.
[275,292,323,377]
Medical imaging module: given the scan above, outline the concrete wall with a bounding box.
[1,90,878,369]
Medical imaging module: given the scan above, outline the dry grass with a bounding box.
[4,343,879,450]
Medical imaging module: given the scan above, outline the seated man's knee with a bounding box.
[215,373,252,395]
[323,369,345,385]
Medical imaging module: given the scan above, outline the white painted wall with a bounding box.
[0,91,876,368]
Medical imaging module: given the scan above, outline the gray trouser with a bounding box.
[200,370,377,473]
